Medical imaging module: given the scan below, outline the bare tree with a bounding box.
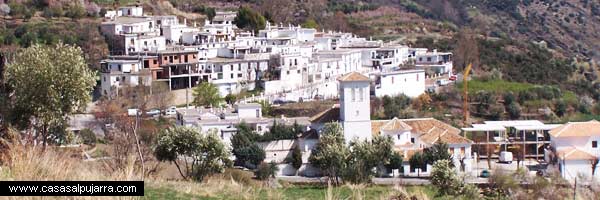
[454,29,480,71]
[150,82,174,113]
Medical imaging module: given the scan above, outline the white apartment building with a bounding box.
[374,69,425,98]
[202,11,238,41]
[100,59,152,97]
[371,45,409,70]
[415,50,453,75]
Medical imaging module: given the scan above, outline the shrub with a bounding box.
[79,128,96,145]
[555,100,567,117]
[431,159,461,196]
[65,4,86,19]
[254,161,278,180]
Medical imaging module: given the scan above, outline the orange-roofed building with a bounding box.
[546,120,600,182]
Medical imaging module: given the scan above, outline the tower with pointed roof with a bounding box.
[338,72,372,143]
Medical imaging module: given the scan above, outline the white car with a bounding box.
[165,106,177,115]
[499,151,513,164]
[146,109,160,116]
[127,109,140,116]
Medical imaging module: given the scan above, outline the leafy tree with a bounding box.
[154,126,231,181]
[257,100,272,117]
[192,82,223,108]
[231,122,265,168]
[259,120,299,141]
[503,92,516,106]
[224,93,237,105]
[431,159,462,196]
[385,151,403,177]
[506,102,521,119]
[409,152,426,177]
[234,6,266,33]
[150,82,174,114]
[382,94,411,119]
[287,145,303,172]
[255,161,279,180]
[5,43,95,149]
[309,122,348,185]
[302,18,319,29]
[423,141,453,166]
[343,135,394,183]
[65,4,86,19]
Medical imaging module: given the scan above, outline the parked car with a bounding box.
[146,109,160,116]
[127,109,140,116]
[499,151,513,164]
[449,75,457,81]
[436,79,450,86]
[165,106,177,115]
[480,169,490,178]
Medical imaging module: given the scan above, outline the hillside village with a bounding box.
[94,5,600,184]
[1,1,600,199]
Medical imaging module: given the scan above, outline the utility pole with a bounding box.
[573,177,577,200]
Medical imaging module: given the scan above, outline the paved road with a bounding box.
[277,176,489,185]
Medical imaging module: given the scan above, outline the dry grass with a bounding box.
[0,145,140,200]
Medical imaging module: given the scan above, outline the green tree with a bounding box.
[192,82,223,108]
[231,122,265,168]
[506,102,521,119]
[302,18,319,29]
[5,43,96,149]
[154,126,231,181]
[343,135,394,184]
[234,6,266,33]
[431,159,462,196]
[503,92,516,106]
[423,141,453,166]
[65,4,86,19]
[385,151,403,177]
[309,122,348,185]
[224,93,237,105]
[409,152,426,177]
[287,145,303,172]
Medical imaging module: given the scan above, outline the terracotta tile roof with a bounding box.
[549,120,600,137]
[372,118,472,145]
[308,104,340,124]
[381,117,413,132]
[557,147,597,161]
[338,72,370,82]
[371,120,387,136]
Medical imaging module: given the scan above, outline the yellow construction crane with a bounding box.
[463,63,473,125]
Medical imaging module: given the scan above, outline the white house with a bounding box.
[374,69,425,98]
[546,120,600,182]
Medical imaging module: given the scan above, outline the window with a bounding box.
[144,41,147,46]
[230,74,233,79]
[427,57,432,62]
[351,88,356,102]
[410,138,415,144]
[230,65,234,71]
[238,73,242,78]
[593,141,598,148]
[153,60,157,64]
[116,77,120,81]
[397,134,401,140]
[256,109,260,118]
[118,65,122,71]
[359,88,364,102]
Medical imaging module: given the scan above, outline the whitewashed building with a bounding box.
[373,69,425,98]
[100,59,152,97]
[546,120,600,182]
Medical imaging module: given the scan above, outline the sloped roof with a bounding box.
[372,118,471,145]
[309,104,340,124]
[557,147,597,161]
[338,72,370,82]
[381,117,412,132]
[549,120,600,137]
